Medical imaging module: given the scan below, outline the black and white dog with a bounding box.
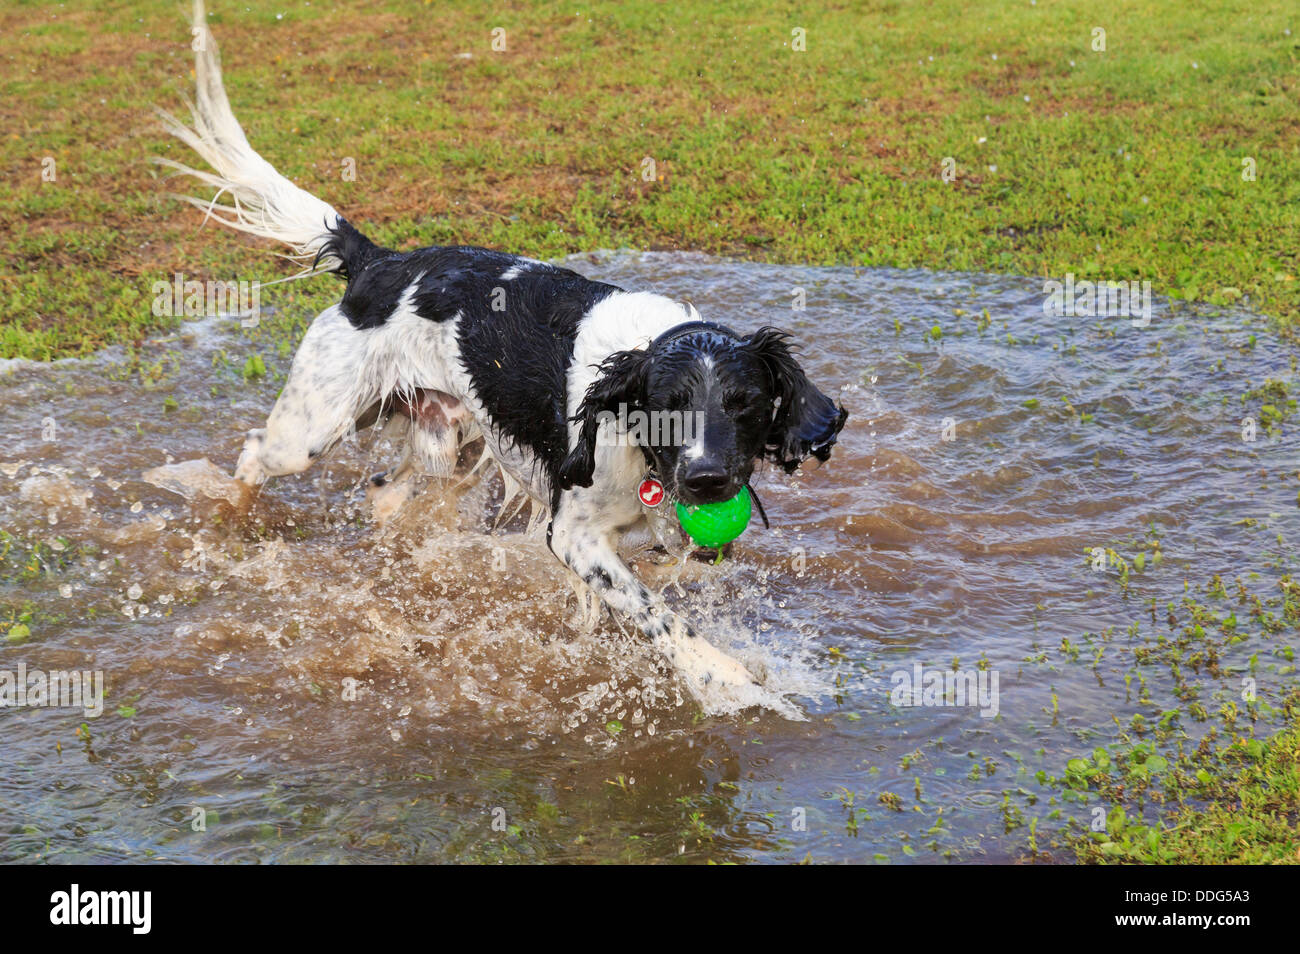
[157,3,847,701]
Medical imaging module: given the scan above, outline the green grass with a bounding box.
[1038,565,1300,864]
[1068,716,1300,864]
[1,0,1297,359]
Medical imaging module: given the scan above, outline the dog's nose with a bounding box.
[682,462,730,499]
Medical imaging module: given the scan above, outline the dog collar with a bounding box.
[637,475,666,508]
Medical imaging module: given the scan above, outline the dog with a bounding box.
[156,2,848,702]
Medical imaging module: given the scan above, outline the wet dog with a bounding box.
[157,2,847,702]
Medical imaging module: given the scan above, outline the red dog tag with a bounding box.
[638,478,665,507]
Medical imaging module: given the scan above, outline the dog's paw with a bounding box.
[366,473,416,525]
[655,626,758,700]
[232,428,268,486]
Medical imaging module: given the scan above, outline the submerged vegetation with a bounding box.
[1038,567,1300,863]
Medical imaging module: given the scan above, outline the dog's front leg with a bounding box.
[547,499,757,699]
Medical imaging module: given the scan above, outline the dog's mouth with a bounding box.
[675,482,743,507]
[662,469,747,507]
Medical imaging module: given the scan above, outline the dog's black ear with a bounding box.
[746,327,848,472]
[557,348,651,490]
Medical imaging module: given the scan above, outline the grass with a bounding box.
[1068,715,1300,864]
[1,0,1297,359]
[1035,561,1300,864]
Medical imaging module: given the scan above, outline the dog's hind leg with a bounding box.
[235,305,379,486]
[366,418,419,524]
[400,390,468,479]
[365,390,469,524]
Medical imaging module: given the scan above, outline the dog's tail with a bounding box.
[153,0,377,278]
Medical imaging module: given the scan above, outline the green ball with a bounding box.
[675,487,752,548]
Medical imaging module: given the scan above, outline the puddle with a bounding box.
[2,251,1297,862]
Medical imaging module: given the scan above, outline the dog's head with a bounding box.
[558,322,848,505]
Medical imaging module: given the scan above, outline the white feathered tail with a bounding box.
[154,0,341,273]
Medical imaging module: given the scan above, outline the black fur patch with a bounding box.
[315,217,384,287]
[325,224,621,502]
[450,264,618,497]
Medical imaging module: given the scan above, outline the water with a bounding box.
[2,251,1297,863]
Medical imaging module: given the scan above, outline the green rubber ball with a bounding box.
[675,487,752,548]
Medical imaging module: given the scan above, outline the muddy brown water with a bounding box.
[2,251,1297,863]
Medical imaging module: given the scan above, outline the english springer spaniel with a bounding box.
[156,3,847,702]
